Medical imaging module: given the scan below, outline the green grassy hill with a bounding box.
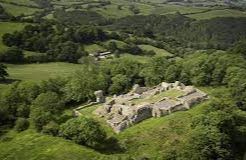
[0,2,41,16]
[0,86,223,160]
[187,9,246,20]
[5,62,83,82]
[0,130,115,160]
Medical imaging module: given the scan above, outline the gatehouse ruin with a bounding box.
[94,81,208,133]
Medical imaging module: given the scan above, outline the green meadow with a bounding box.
[5,62,83,82]
[0,0,38,6]
[138,44,173,57]
[187,9,246,20]
[0,2,41,16]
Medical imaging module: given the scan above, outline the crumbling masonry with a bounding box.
[94,81,208,133]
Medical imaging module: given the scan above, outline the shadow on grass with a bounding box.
[0,78,20,85]
[96,137,126,155]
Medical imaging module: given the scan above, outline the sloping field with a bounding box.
[0,2,41,16]
[152,4,208,15]
[5,62,83,82]
[187,9,246,20]
[138,44,173,57]
[0,130,116,160]
[0,0,38,6]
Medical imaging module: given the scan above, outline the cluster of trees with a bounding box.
[1,22,159,63]
[53,9,110,26]
[0,78,108,149]
[166,99,246,159]
[114,13,246,50]
[1,23,110,63]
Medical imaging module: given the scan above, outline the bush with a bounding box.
[14,118,29,132]
[1,47,24,63]
[59,117,107,148]
[42,121,60,136]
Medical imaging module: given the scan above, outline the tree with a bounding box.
[42,121,60,136]
[2,46,24,63]
[107,41,117,52]
[0,64,8,80]
[140,56,170,86]
[64,66,108,102]
[109,74,130,95]
[165,65,181,83]
[180,125,231,160]
[59,117,107,148]
[32,92,64,113]
[14,118,29,132]
[30,92,65,131]
[230,40,246,58]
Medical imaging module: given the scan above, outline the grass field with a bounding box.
[0,22,27,52]
[187,9,246,20]
[1,0,38,6]
[92,4,133,18]
[0,0,38,6]
[0,2,41,16]
[84,44,105,53]
[5,62,83,82]
[103,39,127,49]
[138,44,173,57]
[0,130,116,160]
[152,4,209,15]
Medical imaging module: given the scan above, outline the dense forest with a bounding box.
[113,13,246,49]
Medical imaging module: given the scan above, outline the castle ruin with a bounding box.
[94,81,208,133]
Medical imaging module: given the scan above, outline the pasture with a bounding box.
[84,44,105,53]
[187,9,246,20]
[5,62,83,82]
[138,44,173,57]
[0,2,41,16]
[152,4,209,15]
[0,0,38,6]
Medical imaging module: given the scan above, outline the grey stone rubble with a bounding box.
[94,81,208,133]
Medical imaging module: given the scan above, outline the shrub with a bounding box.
[59,117,107,148]
[42,121,60,136]
[14,118,29,132]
